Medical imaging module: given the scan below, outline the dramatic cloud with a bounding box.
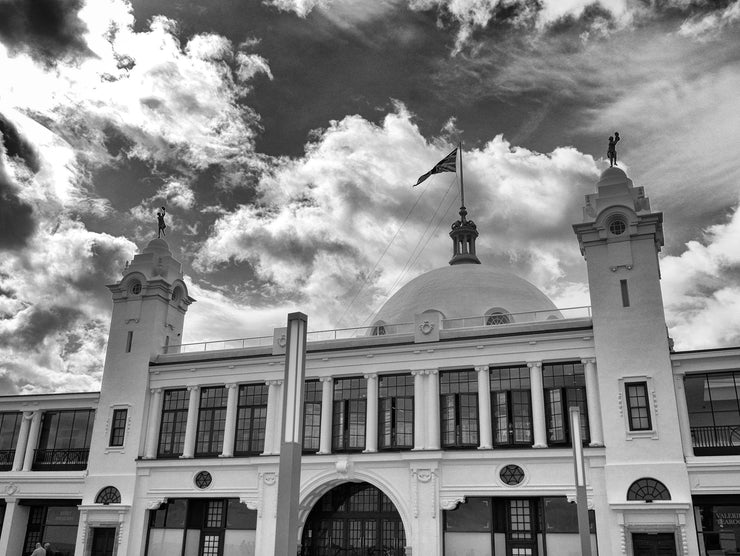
[0,157,35,250]
[194,105,598,329]
[0,0,90,62]
[662,203,740,349]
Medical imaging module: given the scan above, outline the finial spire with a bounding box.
[449,144,480,265]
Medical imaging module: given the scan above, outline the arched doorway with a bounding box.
[301,482,406,555]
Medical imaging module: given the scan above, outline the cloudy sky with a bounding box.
[1,0,739,394]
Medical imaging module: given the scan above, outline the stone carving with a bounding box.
[146,498,167,510]
[418,320,435,335]
[5,482,19,495]
[440,496,466,511]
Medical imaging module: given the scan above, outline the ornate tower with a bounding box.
[80,238,193,553]
[573,166,698,554]
[449,205,481,265]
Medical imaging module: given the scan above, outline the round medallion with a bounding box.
[130,282,142,295]
[499,464,525,486]
[194,470,213,489]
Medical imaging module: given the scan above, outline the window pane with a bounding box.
[235,384,268,455]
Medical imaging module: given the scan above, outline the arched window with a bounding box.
[95,486,121,505]
[485,309,511,326]
[372,321,386,336]
[627,478,671,502]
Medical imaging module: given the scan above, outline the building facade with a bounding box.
[1,166,740,556]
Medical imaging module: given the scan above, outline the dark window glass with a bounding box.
[490,366,533,446]
[379,374,414,450]
[625,382,652,431]
[226,499,257,530]
[95,486,121,504]
[235,384,268,456]
[0,412,22,457]
[627,478,671,501]
[444,498,493,532]
[158,389,189,458]
[686,372,740,454]
[38,410,95,450]
[543,362,589,445]
[22,505,80,556]
[109,408,127,447]
[440,370,479,448]
[332,377,367,452]
[303,380,322,453]
[196,386,228,457]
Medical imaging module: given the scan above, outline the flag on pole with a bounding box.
[414,147,458,186]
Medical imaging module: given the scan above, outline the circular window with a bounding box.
[627,478,670,502]
[195,471,212,489]
[171,288,180,302]
[499,464,525,486]
[130,282,142,295]
[609,219,627,235]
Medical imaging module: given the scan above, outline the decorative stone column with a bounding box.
[144,388,163,459]
[263,380,283,455]
[674,371,694,458]
[318,377,333,454]
[412,371,426,450]
[582,358,604,446]
[426,370,441,450]
[22,411,42,471]
[181,386,200,458]
[12,412,32,471]
[528,362,547,448]
[364,374,378,452]
[476,366,493,449]
[221,384,238,457]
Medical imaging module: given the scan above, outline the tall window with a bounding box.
[109,408,128,447]
[543,362,589,445]
[158,389,189,458]
[685,371,740,455]
[234,384,268,456]
[490,366,532,446]
[625,382,651,431]
[0,412,22,469]
[35,409,95,470]
[196,387,228,457]
[440,370,479,448]
[332,377,367,452]
[303,380,322,453]
[379,374,414,450]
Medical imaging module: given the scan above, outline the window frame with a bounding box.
[302,380,322,453]
[490,366,533,447]
[378,374,414,451]
[234,383,268,457]
[195,386,228,457]
[440,370,479,449]
[543,362,590,446]
[619,376,658,440]
[332,377,367,452]
[108,407,128,448]
[625,381,652,431]
[157,389,189,458]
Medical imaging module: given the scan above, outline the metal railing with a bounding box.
[32,448,89,471]
[0,449,14,470]
[691,425,740,455]
[164,306,592,354]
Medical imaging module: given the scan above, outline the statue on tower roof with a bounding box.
[607,132,620,167]
[157,207,167,238]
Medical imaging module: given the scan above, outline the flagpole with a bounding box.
[458,141,464,212]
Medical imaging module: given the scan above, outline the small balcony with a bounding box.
[691,425,740,456]
[0,449,15,471]
[32,448,89,471]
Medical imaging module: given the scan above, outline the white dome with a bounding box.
[372,264,559,326]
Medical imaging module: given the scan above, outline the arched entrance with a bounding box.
[301,482,406,555]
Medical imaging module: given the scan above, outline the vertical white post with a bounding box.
[318,377,333,454]
[181,386,200,458]
[427,370,441,450]
[22,411,42,471]
[476,366,493,449]
[12,412,32,471]
[144,388,163,459]
[263,380,283,456]
[221,384,238,458]
[274,312,308,556]
[412,371,426,450]
[364,374,378,453]
[570,407,592,556]
[582,358,604,446]
[674,372,694,458]
[528,361,547,448]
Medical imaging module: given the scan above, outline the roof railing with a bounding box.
[164,305,591,354]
